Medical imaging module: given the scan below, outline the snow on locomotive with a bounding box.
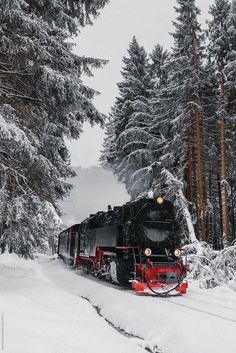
[58,196,189,296]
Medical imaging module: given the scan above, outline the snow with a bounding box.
[0,253,235,353]
[0,111,36,156]
[0,253,146,353]
[177,188,197,242]
[161,169,197,242]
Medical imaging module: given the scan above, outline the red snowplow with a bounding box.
[132,261,189,296]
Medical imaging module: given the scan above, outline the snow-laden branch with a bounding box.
[161,168,197,243]
[184,242,236,290]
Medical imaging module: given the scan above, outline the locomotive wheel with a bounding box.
[116,259,133,287]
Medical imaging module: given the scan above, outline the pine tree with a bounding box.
[163,0,207,241]
[149,44,169,90]
[0,0,108,256]
[147,45,171,194]
[201,59,223,248]
[101,37,155,198]
[225,0,236,241]
[207,0,231,244]
[100,112,117,166]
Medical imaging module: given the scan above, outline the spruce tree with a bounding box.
[163,0,207,241]
[201,60,223,248]
[207,0,232,244]
[101,37,154,198]
[225,0,236,241]
[149,44,169,90]
[147,45,171,194]
[0,0,108,256]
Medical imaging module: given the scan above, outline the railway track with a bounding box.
[190,287,236,305]
[184,293,236,313]
[76,271,236,325]
[159,297,236,324]
[43,258,236,353]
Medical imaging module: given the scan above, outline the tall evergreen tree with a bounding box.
[163,0,207,240]
[147,45,171,194]
[207,0,232,244]
[225,0,236,241]
[149,44,169,90]
[101,37,155,198]
[0,0,108,256]
[201,59,223,248]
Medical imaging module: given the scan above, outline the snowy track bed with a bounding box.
[80,295,160,353]
[0,254,150,353]
[1,254,235,353]
[44,259,236,353]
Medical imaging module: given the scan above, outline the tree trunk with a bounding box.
[191,30,207,242]
[219,67,230,245]
[186,132,194,208]
[195,109,206,241]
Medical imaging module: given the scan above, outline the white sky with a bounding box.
[67,0,213,168]
[61,166,129,226]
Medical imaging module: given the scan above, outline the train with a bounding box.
[58,196,189,296]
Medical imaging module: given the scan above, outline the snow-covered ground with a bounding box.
[0,254,235,353]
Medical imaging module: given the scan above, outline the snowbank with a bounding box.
[44,259,236,353]
[0,253,147,353]
[1,254,235,353]
[184,242,236,289]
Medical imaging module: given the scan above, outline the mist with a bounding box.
[60,166,130,227]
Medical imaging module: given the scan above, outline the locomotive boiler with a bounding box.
[58,196,188,296]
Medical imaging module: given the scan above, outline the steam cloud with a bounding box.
[60,166,130,227]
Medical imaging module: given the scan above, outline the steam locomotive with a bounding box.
[58,196,189,296]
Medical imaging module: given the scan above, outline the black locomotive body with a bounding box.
[58,197,188,295]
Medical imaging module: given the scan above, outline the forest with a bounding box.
[0,0,236,256]
[101,0,236,250]
[0,0,109,256]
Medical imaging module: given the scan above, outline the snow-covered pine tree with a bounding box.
[149,44,169,90]
[201,59,223,249]
[101,37,155,198]
[0,104,62,256]
[99,108,119,167]
[147,45,172,194]
[225,0,236,242]
[207,0,232,245]
[162,0,207,241]
[0,0,108,256]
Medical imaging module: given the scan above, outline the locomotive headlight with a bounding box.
[144,248,152,256]
[174,248,181,257]
[156,196,164,205]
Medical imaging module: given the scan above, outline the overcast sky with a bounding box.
[67,0,213,168]
[61,166,129,226]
